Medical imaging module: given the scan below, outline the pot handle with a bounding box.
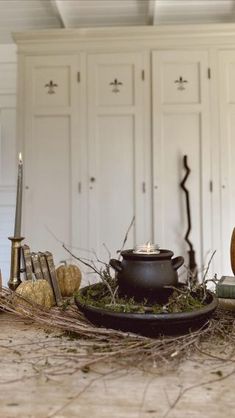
[110,259,123,273]
[172,256,184,271]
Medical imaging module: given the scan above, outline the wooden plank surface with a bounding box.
[0,312,235,418]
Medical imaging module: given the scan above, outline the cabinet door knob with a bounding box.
[25,185,29,190]
[90,177,96,183]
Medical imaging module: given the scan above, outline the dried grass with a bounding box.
[1,286,235,373]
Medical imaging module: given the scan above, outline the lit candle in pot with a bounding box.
[14,152,23,237]
[133,242,160,254]
[146,242,151,253]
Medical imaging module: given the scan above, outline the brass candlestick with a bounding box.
[8,236,24,290]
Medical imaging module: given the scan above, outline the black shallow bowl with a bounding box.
[75,285,218,337]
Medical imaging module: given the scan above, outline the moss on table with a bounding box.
[76,281,206,314]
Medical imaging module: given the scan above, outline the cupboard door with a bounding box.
[0,53,17,284]
[23,55,80,263]
[152,50,212,276]
[218,51,235,274]
[87,52,151,261]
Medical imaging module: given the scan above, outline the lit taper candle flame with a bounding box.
[146,241,151,253]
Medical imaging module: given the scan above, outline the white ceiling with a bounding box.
[1,0,235,44]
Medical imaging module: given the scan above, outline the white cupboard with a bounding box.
[14,24,235,279]
[87,52,151,260]
[22,51,151,266]
[23,55,80,264]
[152,50,212,276]
[218,51,235,274]
[0,45,17,284]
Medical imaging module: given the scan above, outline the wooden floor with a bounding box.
[0,312,235,418]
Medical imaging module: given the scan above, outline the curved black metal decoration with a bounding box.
[180,155,197,277]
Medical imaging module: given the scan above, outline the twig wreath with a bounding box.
[1,286,235,373]
[1,218,233,373]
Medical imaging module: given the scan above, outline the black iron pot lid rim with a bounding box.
[75,285,218,322]
[120,249,174,260]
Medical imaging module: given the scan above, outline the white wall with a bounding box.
[0,44,17,285]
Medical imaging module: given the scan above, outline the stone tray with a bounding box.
[75,285,218,337]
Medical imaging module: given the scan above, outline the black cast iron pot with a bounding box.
[110,249,184,302]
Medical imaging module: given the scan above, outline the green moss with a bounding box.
[61,299,71,311]
[166,291,205,313]
[76,281,206,314]
[66,331,81,340]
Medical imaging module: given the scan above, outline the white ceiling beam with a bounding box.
[49,0,66,28]
[148,0,156,25]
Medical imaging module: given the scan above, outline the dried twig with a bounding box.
[201,250,217,301]
[117,216,135,259]
[62,244,118,304]
[163,367,235,417]
[102,243,112,261]
[202,250,216,284]
[0,287,234,377]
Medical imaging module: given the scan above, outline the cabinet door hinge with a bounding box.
[142,181,146,193]
[209,180,213,192]
[77,71,81,83]
[78,182,82,193]
[141,70,145,81]
[207,68,211,79]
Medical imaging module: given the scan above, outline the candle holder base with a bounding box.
[8,237,24,291]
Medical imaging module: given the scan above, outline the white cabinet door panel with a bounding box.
[96,64,134,107]
[159,112,201,255]
[0,108,17,283]
[33,66,71,108]
[218,51,235,275]
[161,62,201,105]
[152,50,212,277]
[24,55,80,264]
[25,115,71,260]
[0,108,16,186]
[0,47,17,284]
[87,52,150,262]
[91,114,135,257]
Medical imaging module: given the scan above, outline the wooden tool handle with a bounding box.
[230,228,235,275]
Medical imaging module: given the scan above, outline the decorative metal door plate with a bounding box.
[45,80,58,94]
[174,76,188,91]
[109,78,123,93]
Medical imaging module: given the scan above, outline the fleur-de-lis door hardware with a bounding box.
[174,76,188,91]
[109,78,123,93]
[45,80,58,94]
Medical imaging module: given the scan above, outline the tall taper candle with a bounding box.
[14,153,23,237]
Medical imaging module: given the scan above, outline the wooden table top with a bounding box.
[0,312,234,418]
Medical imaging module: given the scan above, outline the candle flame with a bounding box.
[133,242,160,254]
[147,241,151,253]
[19,152,23,164]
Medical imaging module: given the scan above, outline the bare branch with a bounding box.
[202,250,216,283]
[117,216,135,259]
[102,243,112,260]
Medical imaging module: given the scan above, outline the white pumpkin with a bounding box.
[56,263,82,297]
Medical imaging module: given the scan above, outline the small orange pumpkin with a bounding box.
[56,263,82,297]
